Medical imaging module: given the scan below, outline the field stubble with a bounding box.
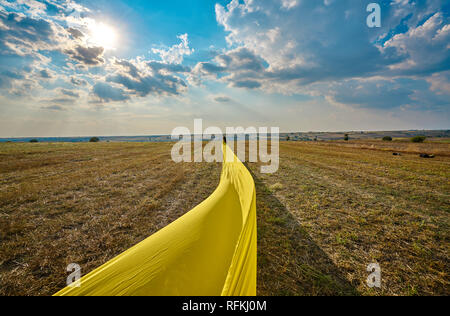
[0,142,220,295]
[0,140,448,296]
[249,140,449,296]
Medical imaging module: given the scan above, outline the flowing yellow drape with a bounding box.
[54,144,257,296]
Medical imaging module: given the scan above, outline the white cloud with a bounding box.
[383,12,450,75]
[208,0,450,110]
[281,0,299,10]
[151,33,194,64]
[426,71,450,95]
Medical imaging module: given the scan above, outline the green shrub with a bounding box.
[29,139,39,143]
[89,137,100,143]
[344,134,349,141]
[382,136,393,141]
[411,136,426,143]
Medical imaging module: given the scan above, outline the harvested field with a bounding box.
[249,140,449,296]
[0,142,220,296]
[0,140,449,296]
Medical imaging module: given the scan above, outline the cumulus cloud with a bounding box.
[67,27,84,39]
[1,0,448,114]
[41,105,66,111]
[0,63,40,95]
[148,61,191,73]
[0,11,58,56]
[193,62,226,75]
[426,71,450,95]
[38,69,52,78]
[70,76,88,86]
[103,57,189,98]
[93,82,129,102]
[233,80,261,89]
[115,59,140,78]
[214,95,232,103]
[214,1,394,87]
[1,70,24,80]
[64,45,105,66]
[207,0,450,109]
[191,47,267,88]
[0,0,111,109]
[0,0,109,86]
[60,88,79,98]
[320,76,450,111]
[327,79,415,109]
[0,6,105,68]
[151,33,194,64]
[0,9,193,103]
[382,12,450,76]
[1,0,81,18]
[281,0,299,10]
[107,73,187,97]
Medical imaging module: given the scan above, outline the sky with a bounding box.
[0,0,449,137]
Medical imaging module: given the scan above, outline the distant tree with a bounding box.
[29,139,39,143]
[344,134,349,141]
[382,136,393,141]
[411,136,426,143]
[89,137,100,143]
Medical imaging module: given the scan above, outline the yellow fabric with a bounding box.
[54,144,257,296]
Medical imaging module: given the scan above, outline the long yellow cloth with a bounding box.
[54,144,257,296]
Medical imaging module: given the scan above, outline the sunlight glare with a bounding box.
[89,22,117,49]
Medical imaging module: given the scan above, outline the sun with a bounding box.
[88,22,117,49]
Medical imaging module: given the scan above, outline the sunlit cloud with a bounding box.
[87,21,118,50]
[0,0,448,137]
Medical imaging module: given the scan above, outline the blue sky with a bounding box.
[0,0,449,137]
[75,0,230,59]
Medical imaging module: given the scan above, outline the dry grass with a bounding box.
[249,140,449,296]
[1,140,449,296]
[0,142,220,296]
[318,139,450,157]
